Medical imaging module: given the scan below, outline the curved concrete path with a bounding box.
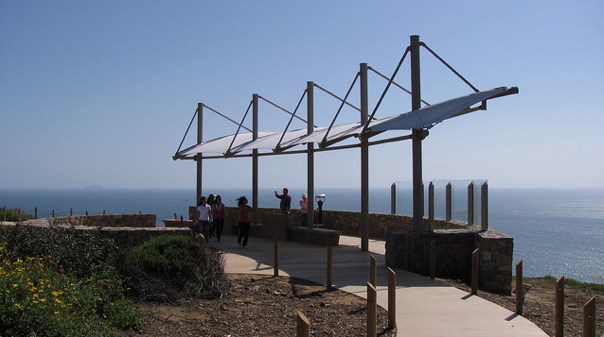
[208,234,548,337]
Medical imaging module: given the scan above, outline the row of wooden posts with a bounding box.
[230,239,598,337]
[1,207,148,222]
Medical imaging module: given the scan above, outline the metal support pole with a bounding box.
[390,183,397,214]
[252,94,259,223]
[410,35,424,232]
[428,182,434,231]
[481,182,489,230]
[468,182,474,225]
[307,81,315,228]
[196,103,203,205]
[360,63,369,251]
[446,182,452,221]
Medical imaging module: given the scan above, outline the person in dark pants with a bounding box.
[212,195,227,242]
[236,196,252,247]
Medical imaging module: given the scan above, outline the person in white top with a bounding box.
[195,196,213,242]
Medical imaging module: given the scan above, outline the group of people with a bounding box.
[193,187,309,248]
[193,194,227,243]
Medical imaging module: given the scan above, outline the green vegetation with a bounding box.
[0,225,230,336]
[527,275,604,293]
[119,235,230,302]
[1,207,32,222]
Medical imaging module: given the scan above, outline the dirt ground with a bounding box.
[122,274,602,337]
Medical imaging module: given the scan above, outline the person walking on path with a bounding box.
[212,195,227,242]
[195,196,213,242]
[236,196,253,247]
[274,188,291,214]
[299,193,308,226]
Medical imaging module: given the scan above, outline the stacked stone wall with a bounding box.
[48,214,156,228]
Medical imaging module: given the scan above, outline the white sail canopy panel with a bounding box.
[367,87,511,133]
[281,122,359,148]
[230,128,309,153]
[180,132,273,155]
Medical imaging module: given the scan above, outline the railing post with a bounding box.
[388,267,397,330]
[471,248,479,295]
[70,208,73,216]
[390,183,397,215]
[583,296,596,337]
[296,310,310,337]
[515,260,524,315]
[273,240,279,277]
[367,282,377,337]
[430,239,436,280]
[327,245,333,289]
[555,276,565,337]
[35,207,38,219]
[428,182,434,231]
[174,212,177,220]
[52,209,55,218]
[446,182,452,221]
[369,255,376,287]
[467,182,474,225]
[17,208,21,220]
[481,182,489,230]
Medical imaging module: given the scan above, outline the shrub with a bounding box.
[119,235,230,302]
[1,208,32,222]
[0,247,145,336]
[1,225,118,278]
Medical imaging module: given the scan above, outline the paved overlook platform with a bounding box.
[209,234,548,337]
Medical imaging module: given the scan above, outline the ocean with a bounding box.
[1,187,602,283]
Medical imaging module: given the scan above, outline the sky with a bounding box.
[1,0,603,190]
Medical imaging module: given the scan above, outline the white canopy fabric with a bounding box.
[366,87,509,132]
[177,87,515,157]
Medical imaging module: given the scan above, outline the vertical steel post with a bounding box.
[307,81,315,228]
[360,63,369,251]
[468,182,474,225]
[481,182,489,230]
[196,103,203,205]
[411,35,424,232]
[515,260,524,315]
[428,182,434,231]
[390,183,397,214]
[446,182,452,221]
[252,94,259,223]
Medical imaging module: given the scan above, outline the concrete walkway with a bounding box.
[207,234,548,337]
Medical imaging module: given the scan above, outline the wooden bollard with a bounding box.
[369,255,376,287]
[103,209,106,215]
[388,267,397,330]
[85,211,88,216]
[52,210,55,218]
[70,208,73,216]
[34,207,38,219]
[17,208,21,220]
[515,260,524,315]
[471,248,479,295]
[326,245,333,289]
[296,310,310,337]
[367,282,377,337]
[273,240,279,277]
[430,239,436,280]
[555,276,564,337]
[583,296,596,337]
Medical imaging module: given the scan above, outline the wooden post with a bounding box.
[428,182,434,231]
[471,248,479,295]
[467,182,474,225]
[555,276,564,337]
[103,209,106,215]
[515,260,524,314]
[273,240,279,277]
[52,209,55,218]
[173,212,177,219]
[583,296,596,337]
[446,182,452,221]
[515,260,524,315]
[369,255,376,287]
[296,310,310,337]
[70,208,73,216]
[481,182,489,230]
[430,239,436,280]
[388,267,397,330]
[85,211,88,216]
[2,206,6,222]
[367,282,377,337]
[18,208,21,220]
[327,245,333,289]
[34,207,38,219]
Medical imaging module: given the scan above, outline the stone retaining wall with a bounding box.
[48,214,156,228]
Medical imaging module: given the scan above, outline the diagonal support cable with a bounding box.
[317,72,361,145]
[258,95,308,124]
[368,66,431,106]
[173,107,198,160]
[420,42,479,93]
[313,83,361,112]
[203,104,252,132]
[226,100,254,154]
[276,88,310,148]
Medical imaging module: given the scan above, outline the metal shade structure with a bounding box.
[173,35,519,251]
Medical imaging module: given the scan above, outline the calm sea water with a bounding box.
[1,187,602,283]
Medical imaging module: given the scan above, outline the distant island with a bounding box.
[84,185,103,189]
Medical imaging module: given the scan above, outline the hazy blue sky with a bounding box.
[1,1,603,190]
